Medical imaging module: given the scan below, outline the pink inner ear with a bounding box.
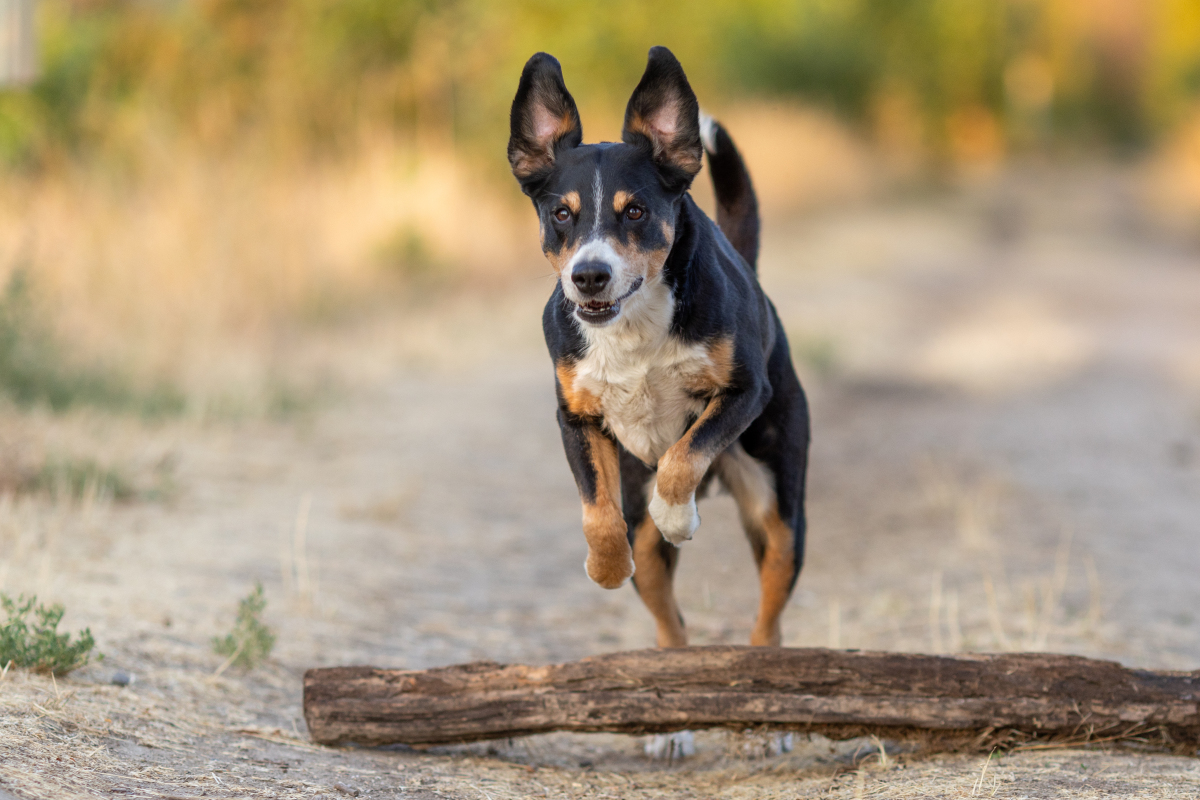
[532,105,563,144]
[644,95,681,140]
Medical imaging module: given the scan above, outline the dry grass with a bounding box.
[2,657,1197,800]
[0,142,539,410]
[0,110,1197,797]
[781,464,1116,665]
[0,102,879,414]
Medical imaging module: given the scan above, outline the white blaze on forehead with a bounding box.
[591,168,604,235]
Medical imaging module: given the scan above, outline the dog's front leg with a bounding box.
[650,385,768,545]
[557,408,634,588]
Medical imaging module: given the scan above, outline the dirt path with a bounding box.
[2,169,1199,798]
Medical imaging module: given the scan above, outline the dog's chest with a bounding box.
[574,334,711,466]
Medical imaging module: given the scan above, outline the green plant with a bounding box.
[33,456,135,502]
[0,270,185,416]
[3,0,1198,172]
[0,594,99,675]
[212,583,276,671]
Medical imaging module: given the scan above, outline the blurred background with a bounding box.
[0,0,1199,409]
[3,2,1200,794]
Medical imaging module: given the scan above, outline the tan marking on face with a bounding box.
[683,337,735,397]
[562,191,581,215]
[556,360,603,418]
[654,397,723,505]
[612,190,634,214]
[579,428,632,589]
[631,515,687,647]
[607,233,672,283]
[544,238,581,275]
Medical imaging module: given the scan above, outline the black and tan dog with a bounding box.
[508,47,810,647]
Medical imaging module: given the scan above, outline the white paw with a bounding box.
[648,486,699,545]
[644,730,695,761]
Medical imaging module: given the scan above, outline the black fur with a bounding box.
[512,47,810,645]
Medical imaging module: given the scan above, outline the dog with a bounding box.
[507,46,810,647]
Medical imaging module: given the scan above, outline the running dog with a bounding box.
[507,46,810,647]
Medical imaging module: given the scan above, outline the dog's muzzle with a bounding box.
[574,277,643,325]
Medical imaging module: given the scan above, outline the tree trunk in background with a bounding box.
[0,0,37,87]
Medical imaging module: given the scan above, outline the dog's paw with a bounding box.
[738,731,794,758]
[648,486,699,545]
[584,548,634,589]
[644,730,695,761]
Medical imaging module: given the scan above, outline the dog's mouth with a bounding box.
[574,278,643,325]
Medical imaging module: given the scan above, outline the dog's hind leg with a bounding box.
[717,343,810,646]
[621,448,687,647]
[716,443,797,646]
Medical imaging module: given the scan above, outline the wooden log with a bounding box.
[303,647,1200,748]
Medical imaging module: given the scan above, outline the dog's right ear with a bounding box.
[508,53,583,193]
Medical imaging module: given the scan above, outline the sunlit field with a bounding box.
[2,1,1200,798]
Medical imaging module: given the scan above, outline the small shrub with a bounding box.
[0,594,99,675]
[212,584,275,670]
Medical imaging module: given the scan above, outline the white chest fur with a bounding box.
[573,283,711,466]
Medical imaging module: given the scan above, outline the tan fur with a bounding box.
[609,241,670,283]
[631,516,687,647]
[580,428,632,589]
[556,360,603,418]
[544,239,581,275]
[715,444,796,647]
[625,111,703,176]
[749,509,796,646]
[682,337,735,397]
[562,191,581,215]
[513,111,579,178]
[654,397,723,505]
[612,190,634,214]
[549,111,577,141]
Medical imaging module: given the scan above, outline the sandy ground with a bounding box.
[2,166,1200,798]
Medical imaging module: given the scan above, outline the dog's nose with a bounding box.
[571,261,612,296]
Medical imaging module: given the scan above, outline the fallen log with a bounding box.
[303,647,1200,749]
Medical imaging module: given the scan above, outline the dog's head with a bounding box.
[508,47,702,327]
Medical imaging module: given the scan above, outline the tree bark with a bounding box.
[303,647,1200,749]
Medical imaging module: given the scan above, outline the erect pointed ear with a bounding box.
[622,46,703,191]
[508,53,583,192]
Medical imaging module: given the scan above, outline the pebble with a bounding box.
[333,782,360,797]
[110,670,135,687]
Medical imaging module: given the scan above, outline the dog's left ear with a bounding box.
[622,47,703,191]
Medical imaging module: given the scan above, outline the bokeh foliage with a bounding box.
[1,0,1199,168]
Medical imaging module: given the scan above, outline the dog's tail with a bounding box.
[700,112,759,271]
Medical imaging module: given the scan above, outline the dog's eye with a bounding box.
[553,207,571,223]
[625,205,645,221]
